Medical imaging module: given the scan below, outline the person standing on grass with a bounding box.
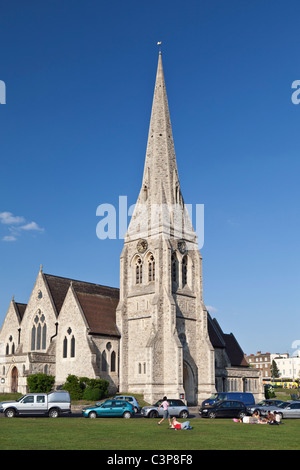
[157,396,171,426]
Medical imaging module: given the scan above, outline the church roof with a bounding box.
[76,291,120,337]
[207,313,226,348]
[222,333,249,367]
[44,273,119,315]
[15,302,27,321]
[43,273,120,336]
[208,314,249,367]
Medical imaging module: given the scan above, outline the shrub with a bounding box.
[62,375,85,400]
[27,374,55,393]
[82,379,109,401]
[83,387,102,401]
[62,375,109,401]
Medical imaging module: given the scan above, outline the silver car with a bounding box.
[113,395,140,413]
[247,399,286,416]
[268,401,300,419]
[141,399,189,419]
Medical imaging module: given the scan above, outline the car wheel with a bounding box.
[238,412,246,419]
[88,411,97,419]
[149,410,158,419]
[5,408,16,418]
[48,408,60,418]
[254,409,261,416]
[277,412,283,420]
[123,411,132,419]
[179,410,189,419]
[208,411,216,419]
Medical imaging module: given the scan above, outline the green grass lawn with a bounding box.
[0,417,299,450]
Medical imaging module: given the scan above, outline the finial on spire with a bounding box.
[157,41,162,53]
[40,264,43,272]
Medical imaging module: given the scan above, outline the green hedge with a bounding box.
[27,374,55,393]
[62,375,109,401]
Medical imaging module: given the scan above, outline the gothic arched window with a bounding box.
[71,336,75,358]
[111,351,116,372]
[31,326,36,351]
[63,337,68,358]
[31,311,47,351]
[182,255,188,287]
[171,252,178,283]
[135,257,143,284]
[102,351,107,372]
[148,254,155,282]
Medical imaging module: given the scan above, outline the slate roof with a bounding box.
[207,313,249,367]
[15,302,27,322]
[43,273,120,336]
[76,291,120,337]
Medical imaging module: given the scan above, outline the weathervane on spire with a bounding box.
[157,41,162,53]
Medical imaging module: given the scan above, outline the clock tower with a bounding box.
[116,52,216,404]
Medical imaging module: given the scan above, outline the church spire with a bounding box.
[126,52,195,243]
[138,52,181,207]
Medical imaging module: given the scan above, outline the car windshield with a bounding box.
[278,402,289,408]
[95,400,106,407]
[154,401,162,406]
[16,395,26,402]
[209,394,219,400]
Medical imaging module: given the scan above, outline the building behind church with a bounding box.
[0,53,263,404]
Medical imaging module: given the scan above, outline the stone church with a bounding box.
[0,53,263,404]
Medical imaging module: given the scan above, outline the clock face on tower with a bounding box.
[177,240,187,254]
[137,239,148,253]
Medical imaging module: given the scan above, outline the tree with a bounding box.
[270,360,280,379]
[27,373,55,393]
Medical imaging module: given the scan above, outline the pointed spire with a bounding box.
[127,52,196,242]
[138,52,181,208]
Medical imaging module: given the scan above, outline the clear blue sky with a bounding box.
[0,0,299,356]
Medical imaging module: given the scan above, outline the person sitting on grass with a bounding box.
[252,411,267,424]
[170,416,192,430]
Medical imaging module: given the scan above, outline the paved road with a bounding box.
[71,406,201,419]
[0,406,201,419]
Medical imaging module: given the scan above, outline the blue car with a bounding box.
[82,399,135,419]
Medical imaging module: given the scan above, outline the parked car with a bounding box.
[257,401,300,419]
[202,392,255,407]
[141,399,189,419]
[200,400,248,419]
[82,399,135,419]
[247,399,286,416]
[113,395,140,413]
[0,391,71,418]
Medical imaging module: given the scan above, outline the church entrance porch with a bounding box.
[183,361,196,405]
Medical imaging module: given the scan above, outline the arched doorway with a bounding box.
[11,367,18,393]
[183,361,195,405]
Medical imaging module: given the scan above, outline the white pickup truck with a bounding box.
[0,391,71,418]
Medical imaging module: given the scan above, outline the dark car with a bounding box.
[202,392,255,407]
[200,400,248,419]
